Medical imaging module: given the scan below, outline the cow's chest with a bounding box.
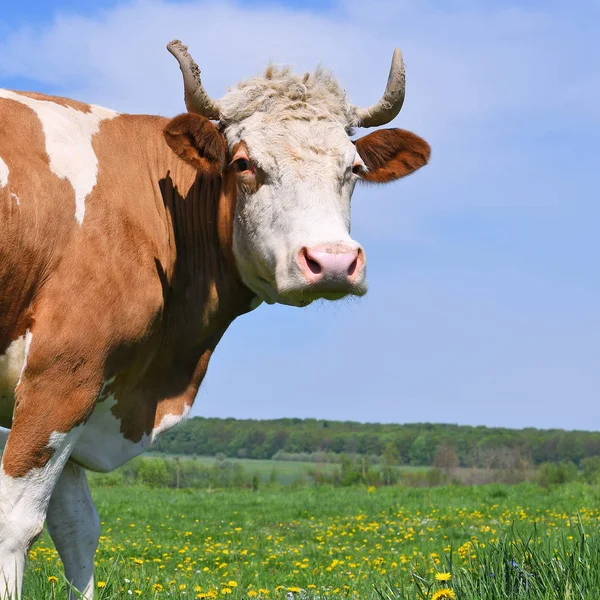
[70,378,191,473]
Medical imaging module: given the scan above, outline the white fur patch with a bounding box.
[0,427,82,599]
[151,403,191,442]
[0,90,118,225]
[0,331,31,400]
[225,115,361,304]
[0,157,8,188]
[71,380,150,472]
[11,193,20,206]
[47,462,99,600]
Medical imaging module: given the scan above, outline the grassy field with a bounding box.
[24,482,600,599]
[143,455,428,485]
[148,455,342,485]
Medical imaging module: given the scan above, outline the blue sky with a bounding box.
[1,0,598,429]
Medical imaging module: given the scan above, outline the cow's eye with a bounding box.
[235,158,251,173]
[352,164,363,176]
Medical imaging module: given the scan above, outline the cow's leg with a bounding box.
[0,323,98,600]
[46,461,99,600]
[0,426,83,599]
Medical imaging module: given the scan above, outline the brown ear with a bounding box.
[164,113,227,175]
[355,128,430,183]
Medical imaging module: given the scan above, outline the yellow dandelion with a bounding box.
[248,592,258,598]
[227,581,238,588]
[48,576,59,584]
[432,588,456,600]
[220,588,232,595]
[435,572,451,582]
[96,581,106,588]
[152,583,163,591]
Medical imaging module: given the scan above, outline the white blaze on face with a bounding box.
[0,90,118,225]
[225,115,364,305]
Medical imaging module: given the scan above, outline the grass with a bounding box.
[147,455,342,485]
[22,482,600,599]
[140,454,429,485]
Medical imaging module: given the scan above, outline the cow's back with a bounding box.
[0,91,121,345]
[0,91,183,428]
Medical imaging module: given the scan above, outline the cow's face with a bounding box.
[164,49,430,307]
[222,115,363,307]
[165,112,429,307]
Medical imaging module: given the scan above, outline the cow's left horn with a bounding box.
[355,48,405,128]
[167,39,221,120]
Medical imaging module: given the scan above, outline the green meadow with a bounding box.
[25,482,600,599]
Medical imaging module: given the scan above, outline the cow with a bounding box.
[0,40,430,599]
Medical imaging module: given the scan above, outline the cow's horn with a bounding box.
[355,48,405,128]
[167,39,221,120]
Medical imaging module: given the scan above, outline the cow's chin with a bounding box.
[243,275,368,308]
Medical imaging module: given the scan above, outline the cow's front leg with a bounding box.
[0,426,83,600]
[0,324,99,600]
[47,461,99,600]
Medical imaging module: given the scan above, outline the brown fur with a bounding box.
[355,128,431,183]
[0,99,252,476]
[163,114,227,175]
[16,91,92,113]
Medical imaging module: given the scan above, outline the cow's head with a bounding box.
[164,41,430,307]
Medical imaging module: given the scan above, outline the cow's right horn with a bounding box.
[167,39,221,120]
[355,48,405,128]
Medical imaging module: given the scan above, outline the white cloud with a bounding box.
[0,0,596,240]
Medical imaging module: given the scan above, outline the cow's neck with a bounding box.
[100,162,255,444]
[160,166,253,343]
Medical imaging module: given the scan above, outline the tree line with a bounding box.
[151,417,600,467]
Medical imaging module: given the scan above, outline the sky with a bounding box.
[0,0,598,430]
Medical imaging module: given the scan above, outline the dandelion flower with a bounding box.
[435,572,451,582]
[48,576,59,584]
[432,588,456,600]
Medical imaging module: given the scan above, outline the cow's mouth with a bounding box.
[244,271,367,308]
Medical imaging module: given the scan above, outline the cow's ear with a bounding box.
[355,128,430,183]
[164,113,227,175]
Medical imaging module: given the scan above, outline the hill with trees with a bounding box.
[152,417,600,468]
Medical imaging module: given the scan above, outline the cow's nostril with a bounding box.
[347,257,358,277]
[307,258,321,274]
[303,248,322,275]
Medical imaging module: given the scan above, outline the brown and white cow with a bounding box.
[0,40,430,598]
